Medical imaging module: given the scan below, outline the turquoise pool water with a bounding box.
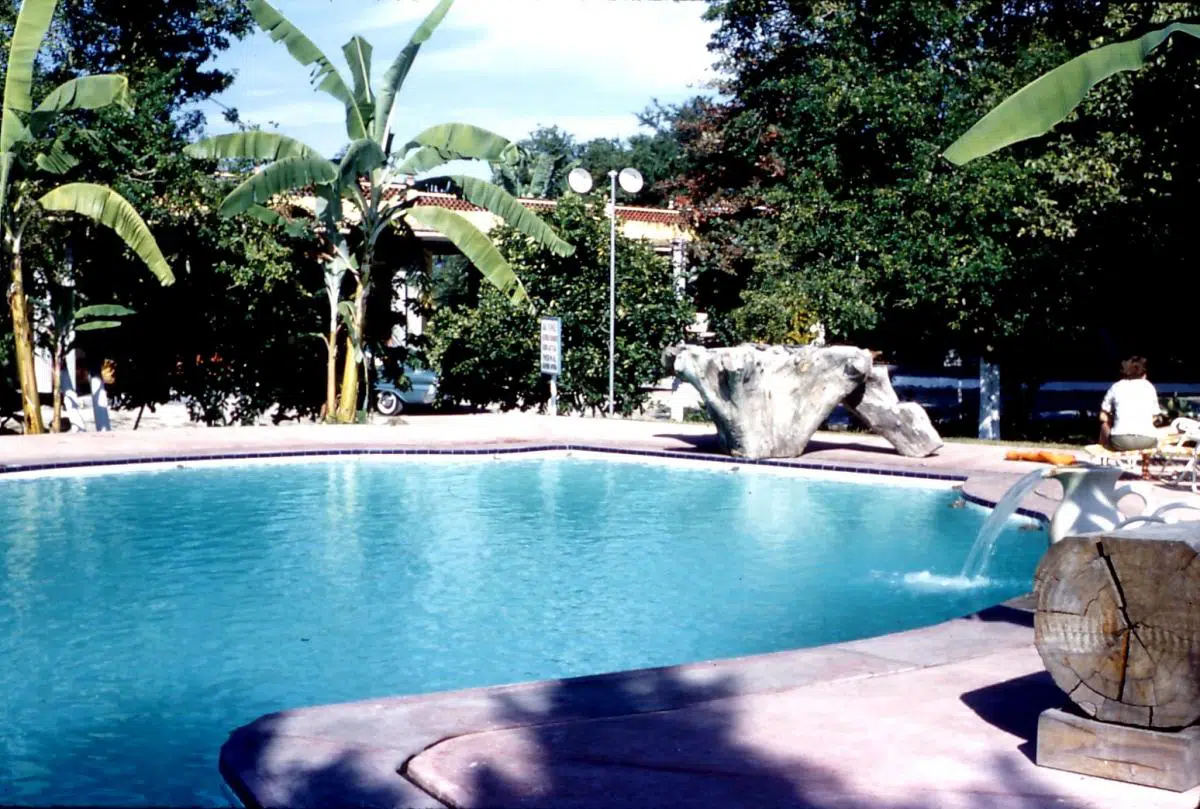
[0,455,1043,806]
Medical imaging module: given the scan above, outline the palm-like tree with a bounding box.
[944,22,1200,165]
[185,0,574,422]
[2,0,174,434]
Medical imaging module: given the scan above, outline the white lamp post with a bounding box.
[567,166,643,416]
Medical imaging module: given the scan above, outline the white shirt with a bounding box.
[1101,378,1160,437]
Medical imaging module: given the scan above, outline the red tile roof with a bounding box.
[405,191,685,226]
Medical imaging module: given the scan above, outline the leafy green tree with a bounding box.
[66,83,323,426]
[429,194,692,415]
[2,0,174,434]
[186,0,574,423]
[494,102,697,207]
[88,191,326,426]
[1,1,309,428]
[673,0,1200,393]
[578,103,697,208]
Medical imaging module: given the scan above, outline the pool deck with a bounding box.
[5,414,1200,808]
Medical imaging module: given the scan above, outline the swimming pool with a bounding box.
[0,453,1043,806]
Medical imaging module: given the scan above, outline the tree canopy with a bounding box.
[493,102,698,206]
[672,1,1200,385]
[0,0,316,426]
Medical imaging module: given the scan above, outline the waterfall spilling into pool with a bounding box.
[959,468,1051,581]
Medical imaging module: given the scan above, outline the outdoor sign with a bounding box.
[540,317,562,376]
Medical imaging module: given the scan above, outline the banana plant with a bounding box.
[944,22,1200,165]
[2,0,174,434]
[495,148,581,199]
[185,0,574,423]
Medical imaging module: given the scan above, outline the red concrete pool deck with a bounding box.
[5,415,1200,808]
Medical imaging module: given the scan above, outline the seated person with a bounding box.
[1099,356,1162,451]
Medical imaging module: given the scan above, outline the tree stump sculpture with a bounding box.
[1034,522,1200,729]
[662,343,942,459]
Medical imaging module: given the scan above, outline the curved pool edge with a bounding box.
[217,595,1039,809]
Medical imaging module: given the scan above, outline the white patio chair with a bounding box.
[1166,417,1200,493]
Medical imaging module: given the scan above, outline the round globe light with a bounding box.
[567,168,594,194]
[618,167,644,195]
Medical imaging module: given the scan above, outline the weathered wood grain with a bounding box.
[1034,522,1200,729]
[1038,707,1200,791]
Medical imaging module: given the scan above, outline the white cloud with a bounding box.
[247,101,347,129]
[359,0,718,95]
[435,110,650,143]
[211,1,717,156]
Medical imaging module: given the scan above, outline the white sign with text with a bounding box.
[540,317,562,376]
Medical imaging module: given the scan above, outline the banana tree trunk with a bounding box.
[7,248,45,434]
[336,331,359,422]
[325,328,338,420]
[50,341,64,432]
[335,281,369,423]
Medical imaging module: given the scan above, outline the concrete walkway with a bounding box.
[4,415,1200,808]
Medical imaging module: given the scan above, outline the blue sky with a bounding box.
[201,0,720,177]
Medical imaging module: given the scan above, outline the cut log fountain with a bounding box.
[662,343,942,459]
[987,465,1200,790]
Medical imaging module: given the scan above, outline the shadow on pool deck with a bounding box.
[218,594,1189,809]
[971,602,1036,628]
[221,665,1100,809]
[960,671,1065,764]
[397,665,1100,809]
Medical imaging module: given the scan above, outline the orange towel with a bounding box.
[1005,449,1077,466]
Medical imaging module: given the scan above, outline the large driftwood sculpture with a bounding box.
[663,343,942,459]
[1034,522,1200,729]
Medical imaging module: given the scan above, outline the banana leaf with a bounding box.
[404,122,520,164]
[405,205,531,309]
[247,0,367,140]
[185,131,322,162]
[35,136,79,174]
[343,36,374,104]
[2,0,57,161]
[944,22,1200,165]
[30,75,133,137]
[394,145,453,176]
[446,175,574,256]
[373,0,455,144]
[338,138,386,187]
[76,304,136,318]
[73,320,122,331]
[39,183,174,285]
[0,152,14,213]
[343,35,374,136]
[219,155,337,217]
[2,0,57,121]
[246,204,313,238]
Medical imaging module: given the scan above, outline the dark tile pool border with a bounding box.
[0,443,1047,521]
